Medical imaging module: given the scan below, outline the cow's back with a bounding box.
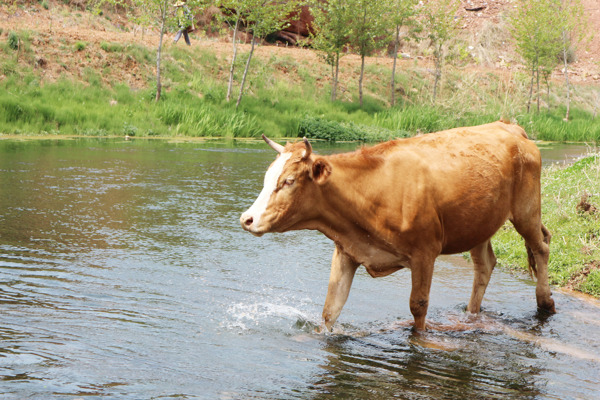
[374,121,540,254]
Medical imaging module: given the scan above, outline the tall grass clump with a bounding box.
[518,108,600,142]
[373,105,497,134]
[158,102,261,137]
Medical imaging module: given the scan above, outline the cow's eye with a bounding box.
[284,177,295,186]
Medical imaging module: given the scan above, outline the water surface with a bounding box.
[1,139,599,399]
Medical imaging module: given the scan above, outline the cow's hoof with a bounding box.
[315,323,332,334]
[537,297,556,314]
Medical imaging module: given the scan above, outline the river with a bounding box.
[0,138,598,399]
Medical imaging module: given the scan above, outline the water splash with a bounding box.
[223,301,318,333]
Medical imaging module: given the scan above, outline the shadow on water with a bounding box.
[1,139,599,399]
[308,313,549,399]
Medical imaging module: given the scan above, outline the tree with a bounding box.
[388,0,419,107]
[510,0,563,113]
[347,0,393,107]
[420,0,459,103]
[555,0,589,121]
[153,0,170,101]
[219,1,242,102]
[94,0,210,102]
[309,0,352,102]
[226,0,301,109]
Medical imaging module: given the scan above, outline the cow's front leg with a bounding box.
[409,254,436,331]
[322,245,359,331]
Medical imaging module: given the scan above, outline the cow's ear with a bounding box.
[311,159,331,184]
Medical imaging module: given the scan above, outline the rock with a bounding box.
[273,6,314,45]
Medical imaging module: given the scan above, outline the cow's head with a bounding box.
[240,135,331,236]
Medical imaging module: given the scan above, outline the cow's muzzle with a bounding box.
[240,212,264,236]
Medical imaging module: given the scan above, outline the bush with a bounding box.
[75,41,87,51]
[298,116,406,142]
[8,31,19,50]
[123,122,138,136]
[100,41,124,53]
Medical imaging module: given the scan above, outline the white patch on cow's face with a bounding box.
[244,152,292,229]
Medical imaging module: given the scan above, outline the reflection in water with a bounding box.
[1,139,599,399]
[312,328,542,399]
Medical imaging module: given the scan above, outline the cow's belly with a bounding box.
[440,209,511,254]
[341,240,410,278]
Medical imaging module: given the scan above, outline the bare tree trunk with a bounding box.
[333,52,340,101]
[359,54,365,107]
[562,31,571,121]
[226,15,240,102]
[536,68,540,113]
[16,37,20,63]
[432,43,442,103]
[330,58,335,102]
[390,24,399,107]
[527,66,535,113]
[155,0,168,102]
[236,34,256,109]
[546,74,550,111]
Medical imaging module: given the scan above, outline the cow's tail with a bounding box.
[525,224,551,279]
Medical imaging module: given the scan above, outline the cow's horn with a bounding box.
[302,137,312,159]
[262,134,284,154]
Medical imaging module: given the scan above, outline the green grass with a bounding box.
[0,75,265,137]
[517,108,600,142]
[492,155,600,296]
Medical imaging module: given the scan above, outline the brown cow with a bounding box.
[240,121,555,331]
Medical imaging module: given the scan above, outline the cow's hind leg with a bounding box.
[512,220,555,313]
[467,239,496,314]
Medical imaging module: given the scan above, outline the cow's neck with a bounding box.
[307,155,404,264]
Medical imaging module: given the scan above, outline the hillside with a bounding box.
[2,0,599,89]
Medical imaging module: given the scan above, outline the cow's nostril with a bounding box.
[244,216,253,226]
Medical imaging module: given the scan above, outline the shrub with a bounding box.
[75,41,87,51]
[100,41,124,53]
[298,116,406,142]
[8,31,19,50]
[123,122,138,136]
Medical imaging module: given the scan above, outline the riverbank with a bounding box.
[1,3,599,142]
[493,154,600,297]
